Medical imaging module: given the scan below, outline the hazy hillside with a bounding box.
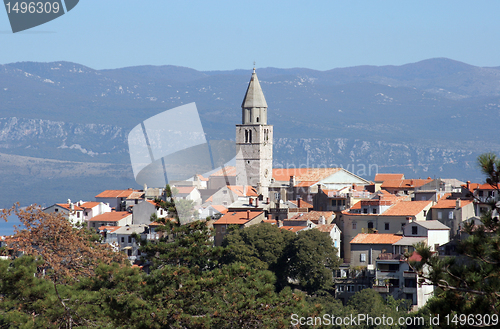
[1,58,499,207]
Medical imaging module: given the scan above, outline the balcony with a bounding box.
[403,271,417,279]
[372,285,389,293]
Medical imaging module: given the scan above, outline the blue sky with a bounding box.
[1,0,499,71]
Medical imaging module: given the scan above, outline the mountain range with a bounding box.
[1,58,499,208]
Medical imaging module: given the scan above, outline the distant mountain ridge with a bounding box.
[0,58,499,207]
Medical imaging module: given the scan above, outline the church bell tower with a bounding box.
[235,67,273,198]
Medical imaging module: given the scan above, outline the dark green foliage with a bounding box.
[283,229,340,293]
[222,222,296,270]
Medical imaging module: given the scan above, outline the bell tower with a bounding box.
[235,67,273,198]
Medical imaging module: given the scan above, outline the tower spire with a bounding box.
[241,67,267,123]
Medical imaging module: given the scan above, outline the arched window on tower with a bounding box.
[256,117,259,123]
[244,130,248,143]
[249,130,252,143]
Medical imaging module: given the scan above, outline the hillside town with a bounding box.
[4,68,495,313]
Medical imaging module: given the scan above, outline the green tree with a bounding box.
[282,229,340,294]
[222,222,296,271]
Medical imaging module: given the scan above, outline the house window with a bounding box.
[448,211,453,219]
[489,191,495,197]
[221,226,226,233]
[385,223,390,231]
[352,222,357,229]
[55,208,58,212]
[135,199,138,204]
[92,223,95,227]
[479,191,484,197]
[423,210,427,216]
[438,211,443,220]
[223,190,227,194]
[337,285,344,292]
[121,237,124,243]
[160,209,163,216]
[363,208,368,214]
[128,236,132,243]
[223,201,228,206]
[84,211,88,216]
[412,226,418,235]
[368,222,374,229]
[77,212,80,218]
[360,253,366,262]
[372,208,377,214]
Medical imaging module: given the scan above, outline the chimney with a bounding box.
[246,210,250,220]
[249,198,253,206]
[255,198,259,208]
[456,199,461,209]
[467,181,470,190]
[289,176,295,187]
[297,197,301,208]
[243,185,247,197]
[318,184,322,193]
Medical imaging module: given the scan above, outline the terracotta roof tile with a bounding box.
[272,168,342,183]
[374,173,405,182]
[350,233,402,244]
[98,226,121,232]
[197,174,209,181]
[214,211,263,225]
[87,211,131,222]
[211,205,228,214]
[432,199,473,209]
[227,185,258,197]
[79,202,100,209]
[289,200,314,209]
[55,203,83,211]
[174,186,196,194]
[95,189,138,199]
[289,211,334,223]
[381,179,432,189]
[279,226,306,233]
[382,201,432,216]
[315,224,338,233]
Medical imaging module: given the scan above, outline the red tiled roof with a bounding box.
[95,189,138,199]
[79,202,100,209]
[98,226,121,232]
[174,186,196,194]
[382,201,432,217]
[315,224,338,233]
[374,173,405,182]
[127,191,145,200]
[262,219,278,225]
[211,205,228,214]
[477,183,500,190]
[210,166,236,177]
[227,185,258,197]
[461,183,481,191]
[381,179,432,189]
[408,251,422,262]
[432,199,473,209]
[350,233,402,244]
[87,211,131,222]
[289,211,334,223]
[55,203,83,211]
[289,200,314,209]
[279,226,306,233]
[214,211,263,225]
[272,168,342,182]
[350,201,362,210]
[197,174,209,181]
